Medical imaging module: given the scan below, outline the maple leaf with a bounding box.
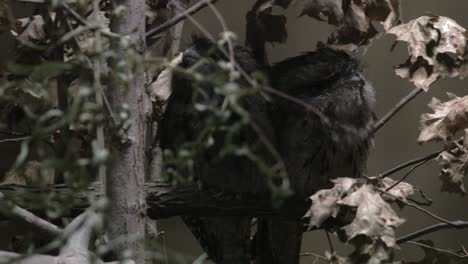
[339,184,405,248]
[405,240,468,264]
[297,0,401,49]
[245,0,289,62]
[418,94,468,143]
[388,16,467,90]
[377,177,415,202]
[304,177,357,229]
[437,142,467,195]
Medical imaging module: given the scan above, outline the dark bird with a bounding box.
[158,37,376,264]
[158,37,276,264]
[256,49,376,263]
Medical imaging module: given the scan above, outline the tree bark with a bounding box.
[107,0,148,263]
[0,183,309,220]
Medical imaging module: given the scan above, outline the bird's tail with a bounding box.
[254,218,303,264]
[183,216,252,264]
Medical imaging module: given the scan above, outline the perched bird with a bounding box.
[158,37,276,264]
[159,37,376,263]
[256,48,376,263]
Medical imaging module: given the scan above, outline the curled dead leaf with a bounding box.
[304,177,357,229]
[246,0,288,57]
[297,0,401,49]
[418,94,468,143]
[437,142,467,195]
[388,16,467,90]
[16,15,46,44]
[378,177,415,202]
[147,53,183,103]
[304,177,405,249]
[304,177,406,263]
[339,184,405,248]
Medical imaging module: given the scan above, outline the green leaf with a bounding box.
[7,63,34,76]
[30,62,72,82]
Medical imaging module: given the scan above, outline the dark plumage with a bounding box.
[158,37,275,263]
[257,49,375,263]
[158,38,375,263]
[270,49,375,197]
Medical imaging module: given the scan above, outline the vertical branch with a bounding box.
[169,0,190,56]
[146,1,190,252]
[53,11,69,184]
[92,1,107,190]
[107,0,148,263]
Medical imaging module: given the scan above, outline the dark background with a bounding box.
[0,1,467,263]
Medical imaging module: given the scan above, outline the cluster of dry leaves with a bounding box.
[304,177,414,263]
[247,0,402,51]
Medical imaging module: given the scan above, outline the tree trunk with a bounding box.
[107,1,148,263]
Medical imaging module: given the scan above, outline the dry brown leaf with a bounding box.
[304,177,404,263]
[257,0,294,10]
[304,177,405,248]
[147,53,183,103]
[378,177,415,202]
[16,15,46,43]
[437,143,467,195]
[339,184,405,248]
[299,0,344,26]
[297,0,401,49]
[388,16,467,90]
[246,0,288,54]
[418,94,468,143]
[304,177,357,229]
[405,240,468,264]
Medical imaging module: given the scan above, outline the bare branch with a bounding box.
[0,183,309,219]
[146,0,219,40]
[61,2,120,39]
[373,87,424,134]
[378,150,441,179]
[404,240,468,258]
[300,252,327,262]
[60,211,99,257]
[0,211,132,264]
[0,136,31,144]
[385,158,432,191]
[397,220,468,244]
[380,189,459,228]
[0,191,62,238]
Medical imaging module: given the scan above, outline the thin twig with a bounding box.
[385,158,432,191]
[404,240,468,258]
[61,2,120,39]
[146,0,219,40]
[381,190,457,228]
[373,87,424,134]
[379,150,441,179]
[203,0,235,64]
[408,188,433,206]
[0,136,31,143]
[325,231,335,254]
[300,252,327,262]
[397,220,468,244]
[0,192,62,237]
